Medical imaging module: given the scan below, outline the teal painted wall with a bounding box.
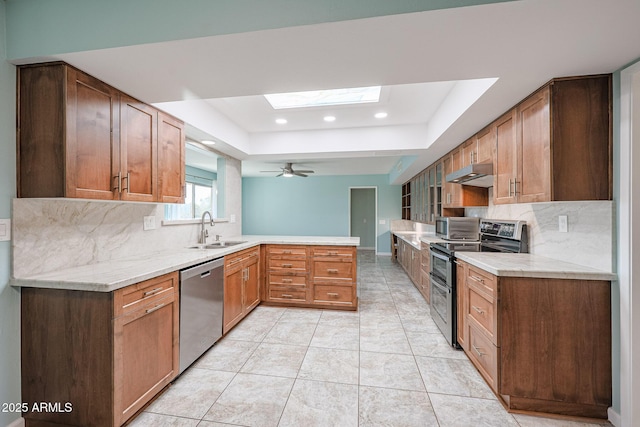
[5,0,515,59]
[0,3,21,426]
[242,175,401,252]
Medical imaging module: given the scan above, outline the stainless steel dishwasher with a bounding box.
[179,258,224,373]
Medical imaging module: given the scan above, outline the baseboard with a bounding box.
[608,407,621,427]
[6,417,25,427]
[377,252,391,256]
[357,246,375,250]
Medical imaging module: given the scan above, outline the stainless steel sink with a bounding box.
[188,241,247,249]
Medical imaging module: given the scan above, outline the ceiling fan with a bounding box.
[260,162,315,178]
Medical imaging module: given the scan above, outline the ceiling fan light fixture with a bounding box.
[282,171,294,177]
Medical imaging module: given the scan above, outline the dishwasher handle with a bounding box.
[180,257,224,281]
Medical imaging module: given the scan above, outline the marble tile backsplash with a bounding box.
[466,199,614,272]
[13,157,243,278]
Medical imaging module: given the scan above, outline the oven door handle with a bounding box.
[430,250,451,263]
[430,275,452,294]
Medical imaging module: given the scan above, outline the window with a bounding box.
[165,172,217,220]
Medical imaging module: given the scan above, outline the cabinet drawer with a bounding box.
[269,258,307,273]
[468,286,497,344]
[312,260,354,281]
[268,288,307,302]
[310,246,354,259]
[268,274,307,287]
[267,245,307,258]
[467,322,499,393]
[314,285,354,304]
[467,265,497,298]
[114,272,177,316]
[227,247,259,267]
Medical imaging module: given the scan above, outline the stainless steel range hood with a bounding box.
[445,163,493,187]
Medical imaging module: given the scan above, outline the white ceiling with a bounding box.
[48,0,640,182]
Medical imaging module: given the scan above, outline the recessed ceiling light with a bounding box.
[265,86,381,109]
[323,115,336,122]
[275,118,288,124]
[201,140,216,145]
[374,112,388,119]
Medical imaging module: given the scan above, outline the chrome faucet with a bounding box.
[199,211,214,244]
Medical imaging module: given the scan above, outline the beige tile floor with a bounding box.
[130,251,612,427]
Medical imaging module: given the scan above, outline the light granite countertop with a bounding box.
[393,231,444,249]
[11,235,360,292]
[455,252,616,281]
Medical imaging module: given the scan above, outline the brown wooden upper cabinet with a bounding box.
[405,74,611,216]
[493,75,612,204]
[17,62,185,203]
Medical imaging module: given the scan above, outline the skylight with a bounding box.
[264,86,381,109]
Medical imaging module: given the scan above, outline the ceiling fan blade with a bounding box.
[260,170,282,173]
[275,172,283,177]
[294,172,308,177]
[295,170,314,173]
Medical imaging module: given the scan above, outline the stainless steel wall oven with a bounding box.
[430,219,528,348]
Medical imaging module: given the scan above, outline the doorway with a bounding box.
[349,187,377,252]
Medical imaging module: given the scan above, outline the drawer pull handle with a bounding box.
[283,250,292,254]
[472,305,485,315]
[470,275,485,284]
[282,264,293,268]
[472,345,486,357]
[282,294,293,298]
[327,292,339,297]
[146,303,165,314]
[143,287,163,297]
[282,278,293,283]
[328,251,338,256]
[327,269,339,274]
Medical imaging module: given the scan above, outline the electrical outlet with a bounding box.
[143,216,156,231]
[558,215,568,233]
[230,214,236,223]
[0,219,10,242]
[379,219,386,225]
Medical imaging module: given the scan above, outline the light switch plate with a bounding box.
[143,216,156,231]
[379,219,386,225]
[558,215,568,233]
[230,214,236,223]
[0,219,10,241]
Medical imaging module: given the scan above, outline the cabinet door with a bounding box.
[410,246,420,283]
[517,87,551,203]
[456,262,468,351]
[461,137,477,167]
[493,110,518,205]
[120,95,157,202]
[157,112,185,203]
[223,263,244,334]
[435,162,443,218]
[66,67,121,200]
[244,257,260,312]
[476,125,495,165]
[114,292,178,425]
[442,154,453,208]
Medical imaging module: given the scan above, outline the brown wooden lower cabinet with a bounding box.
[263,245,358,310]
[21,272,179,427]
[456,260,611,419]
[397,237,427,301]
[223,246,260,334]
